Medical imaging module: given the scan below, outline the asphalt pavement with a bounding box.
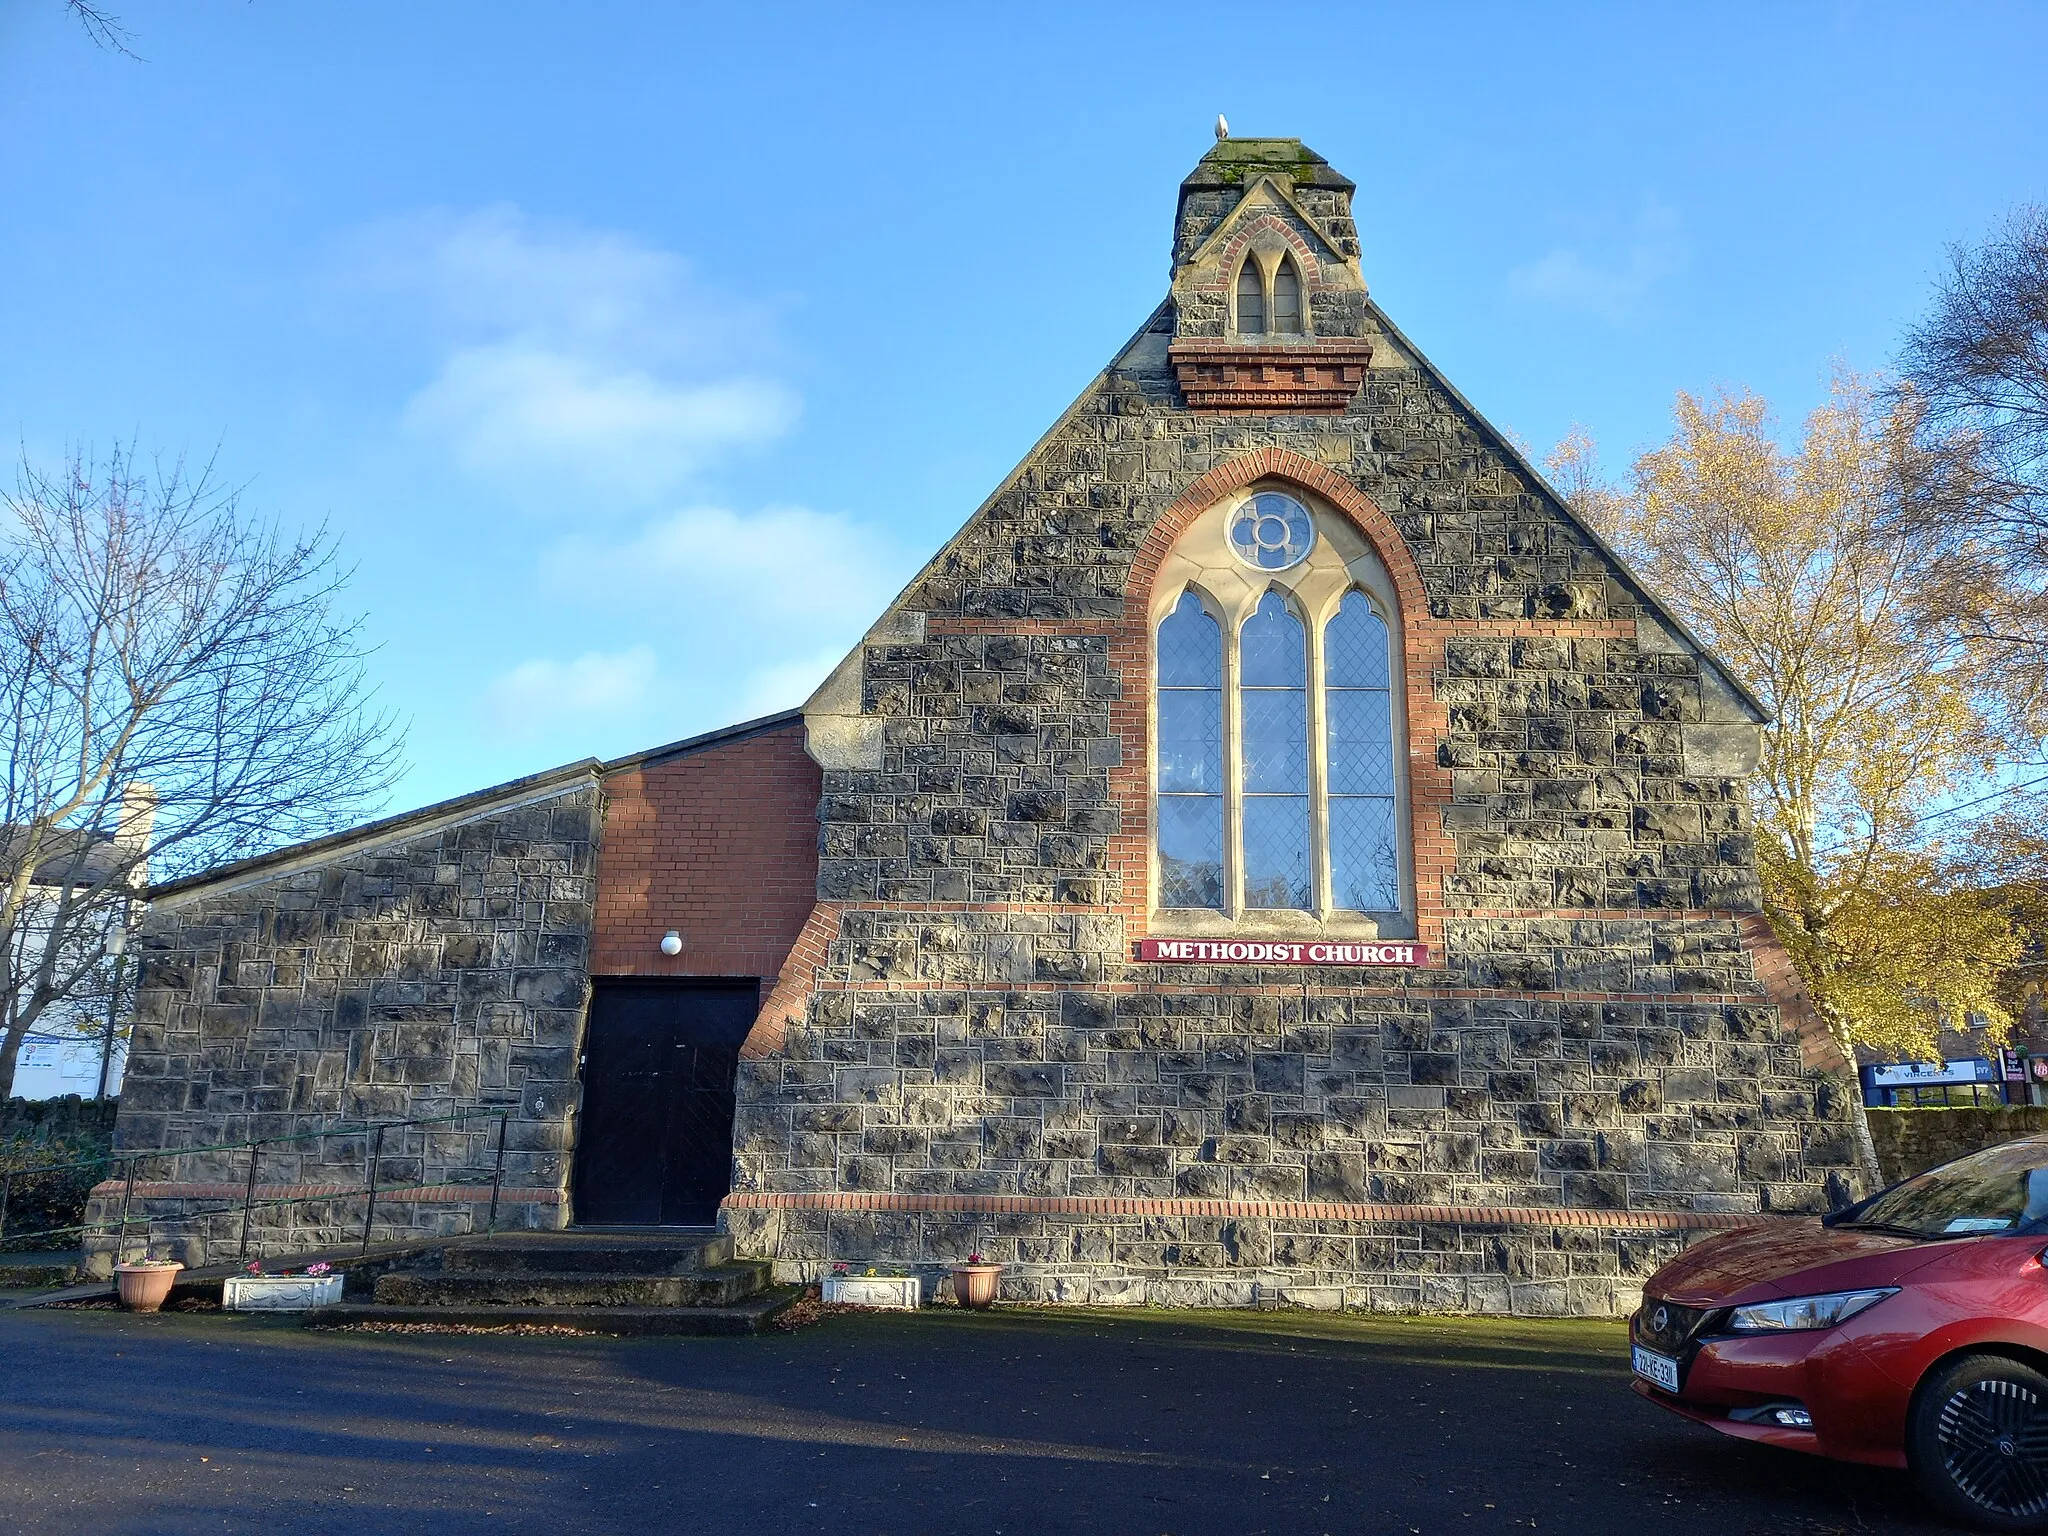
[0,1298,1955,1535]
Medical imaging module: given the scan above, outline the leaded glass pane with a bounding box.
[1229,496,1315,573]
[1243,795,1310,909]
[1236,261,1265,334]
[1157,795,1224,910]
[1326,690,1394,795]
[1330,795,1400,911]
[1157,592,1221,687]
[1239,591,1306,684]
[1325,592,1390,687]
[1272,260,1302,334]
[1239,588,1309,909]
[1242,690,1308,792]
[1157,590,1223,910]
[1157,689,1222,793]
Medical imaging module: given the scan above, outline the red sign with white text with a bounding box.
[1136,938,1429,967]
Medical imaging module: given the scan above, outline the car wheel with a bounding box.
[1909,1353,2048,1532]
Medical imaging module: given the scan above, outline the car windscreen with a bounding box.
[1848,1139,2048,1238]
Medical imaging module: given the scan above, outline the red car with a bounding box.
[1633,1134,2048,1531]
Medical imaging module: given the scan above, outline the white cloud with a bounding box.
[404,343,794,498]
[733,645,854,719]
[343,206,795,496]
[1507,199,1687,323]
[543,503,912,631]
[483,645,659,742]
[495,503,916,745]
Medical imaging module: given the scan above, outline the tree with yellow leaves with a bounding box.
[1548,376,2029,1177]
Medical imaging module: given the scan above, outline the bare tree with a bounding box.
[1898,206,2048,733]
[64,1,138,56]
[0,444,403,1099]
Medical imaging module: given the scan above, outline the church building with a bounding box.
[91,136,1858,1315]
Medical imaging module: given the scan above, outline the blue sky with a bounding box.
[3,2,2044,813]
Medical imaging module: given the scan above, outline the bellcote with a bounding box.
[1168,137,1376,413]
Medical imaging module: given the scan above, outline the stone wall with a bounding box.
[84,770,601,1268]
[729,1202,1701,1316]
[1868,1106,2048,1185]
[1,1095,119,1143]
[731,140,1859,1315]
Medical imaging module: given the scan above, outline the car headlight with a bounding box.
[1727,1288,1897,1333]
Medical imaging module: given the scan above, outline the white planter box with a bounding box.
[223,1274,345,1312]
[823,1274,922,1310]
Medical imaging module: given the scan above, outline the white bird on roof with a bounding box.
[1215,114,1229,140]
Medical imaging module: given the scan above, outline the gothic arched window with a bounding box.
[1155,592,1225,909]
[1324,591,1399,911]
[1271,257,1303,334]
[1235,260,1266,336]
[1151,489,1408,920]
[1240,592,1310,908]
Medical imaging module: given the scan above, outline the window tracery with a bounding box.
[1150,488,1408,925]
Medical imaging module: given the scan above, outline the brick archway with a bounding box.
[1109,449,1452,949]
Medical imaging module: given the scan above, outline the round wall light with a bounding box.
[659,931,683,957]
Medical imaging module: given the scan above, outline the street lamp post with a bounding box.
[95,904,130,1102]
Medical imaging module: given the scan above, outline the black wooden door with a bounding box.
[572,980,759,1226]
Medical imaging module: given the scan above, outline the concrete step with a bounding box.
[441,1236,732,1275]
[305,1289,799,1336]
[373,1261,771,1309]
[0,1251,83,1289]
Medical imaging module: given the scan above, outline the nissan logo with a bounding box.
[1652,1306,1670,1333]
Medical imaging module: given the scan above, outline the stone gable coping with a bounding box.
[1177,196,1348,286]
[146,760,603,908]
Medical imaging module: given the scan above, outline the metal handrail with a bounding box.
[0,1106,516,1262]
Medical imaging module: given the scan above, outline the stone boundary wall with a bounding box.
[84,775,601,1269]
[1869,1106,2048,1185]
[0,1095,119,1144]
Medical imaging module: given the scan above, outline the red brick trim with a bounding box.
[723,1190,1780,1232]
[1739,913,1848,1071]
[1115,449,1455,951]
[592,719,820,981]
[928,617,1636,639]
[1183,210,1334,292]
[1167,339,1376,413]
[741,900,843,1060]
[87,1180,561,1204]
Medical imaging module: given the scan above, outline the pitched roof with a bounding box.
[142,708,812,905]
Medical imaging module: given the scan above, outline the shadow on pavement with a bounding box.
[0,1303,1947,1536]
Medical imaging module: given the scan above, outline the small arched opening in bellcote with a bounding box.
[1234,260,1265,336]
[1232,253,1306,338]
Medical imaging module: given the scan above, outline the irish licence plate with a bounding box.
[1633,1345,1681,1392]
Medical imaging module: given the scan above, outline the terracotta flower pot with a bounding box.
[950,1263,1002,1310]
[115,1262,182,1314]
